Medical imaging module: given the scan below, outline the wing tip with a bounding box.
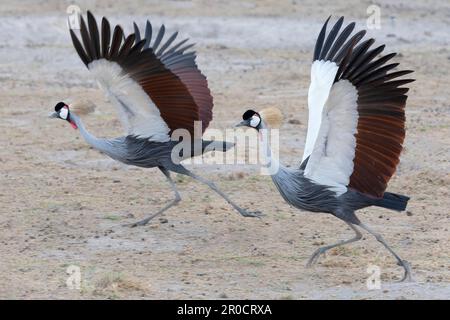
[86,10,94,19]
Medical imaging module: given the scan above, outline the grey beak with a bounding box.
[49,112,59,119]
[235,120,248,127]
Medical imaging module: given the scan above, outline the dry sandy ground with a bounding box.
[0,0,449,299]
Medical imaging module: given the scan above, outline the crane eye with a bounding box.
[250,115,261,128]
[59,107,69,120]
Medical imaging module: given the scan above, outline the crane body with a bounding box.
[238,16,414,281]
[51,12,261,226]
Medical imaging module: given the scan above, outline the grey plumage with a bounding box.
[65,113,259,227]
[53,11,261,227]
[273,166,396,225]
[267,125,375,225]
[238,117,411,281]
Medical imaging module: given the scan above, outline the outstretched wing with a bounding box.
[70,11,213,142]
[302,17,365,162]
[303,17,414,197]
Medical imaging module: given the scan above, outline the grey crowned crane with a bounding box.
[237,17,414,281]
[50,11,261,227]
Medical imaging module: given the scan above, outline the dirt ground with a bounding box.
[0,0,449,299]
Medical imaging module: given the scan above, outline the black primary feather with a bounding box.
[163,38,189,56]
[157,31,178,56]
[87,11,100,60]
[133,22,141,43]
[126,39,147,61]
[109,25,124,60]
[144,20,152,49]
[342,39,376,78]
[360,70,414,88]
[333,30,366,63]
[152,24,165,51]
[351,52,396,82]
[101,17,111,58]
[355,66,398,86]
[326,22,355,61]
[313,16,330,61]
[335,37,357,82]
[117,34,136,62]
[79,16,94,61]
[173,43,195,55]
[346,45,386,80]
[70,29,90,65]
[319,16,344,60]
[161,43,195,65]
[355,63,400,85]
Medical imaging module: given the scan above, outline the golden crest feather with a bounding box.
[259,107,283,128]
[68,99,96,116]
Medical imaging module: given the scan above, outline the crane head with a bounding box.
[49,102,78,129]
[236,109,261,130]
[236,107,283,130]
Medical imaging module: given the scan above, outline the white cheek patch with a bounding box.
[59,107,68,120]
[250,116,260,128]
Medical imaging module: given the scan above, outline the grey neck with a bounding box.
[258,121,283,176]
[70,113,119,156]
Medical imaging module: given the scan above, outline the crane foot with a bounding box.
[398,259,413,282]
[306,247,325,267]
[238,209,264,219]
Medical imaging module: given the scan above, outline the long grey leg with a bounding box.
[186,171,262,218]
[358,222,412,282]
[128,167,181,227]
[307,222,363,267]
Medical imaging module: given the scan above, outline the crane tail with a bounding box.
[202,140,235,153]
[376,192,410,211]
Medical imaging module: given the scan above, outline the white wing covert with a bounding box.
[302,17,414,198]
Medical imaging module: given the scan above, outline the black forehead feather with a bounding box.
[243,109,257,120]
[54,102,66,112]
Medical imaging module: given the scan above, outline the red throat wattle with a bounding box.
[69,120,78,129]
